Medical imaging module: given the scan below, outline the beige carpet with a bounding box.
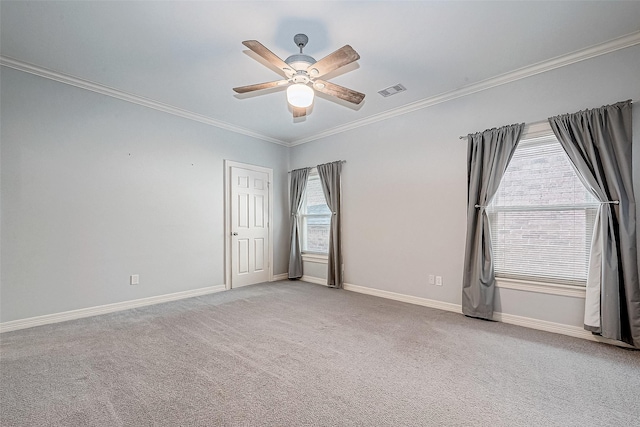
[1,281,639,426]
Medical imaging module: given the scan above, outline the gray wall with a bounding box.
[2,45,639,328]
[290,46,640,328]
[0,68,289,322]
[301,259,327,279]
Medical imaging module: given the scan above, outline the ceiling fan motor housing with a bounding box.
[292,73,310,84]
[285,54,316,71]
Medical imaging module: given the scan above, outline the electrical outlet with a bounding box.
[130,274,139,285]
[428,275,435,285]
[436,276,443,286]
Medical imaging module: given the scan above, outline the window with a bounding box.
[487,134,599,286]
[300,172,331,254]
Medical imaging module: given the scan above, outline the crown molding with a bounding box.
[0,55,288,146]
[3,30,639,148]
[289,30,640,146]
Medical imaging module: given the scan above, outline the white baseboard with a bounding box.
[492,311,634,348]
[301,275,328,286]
[4,278,630,348]
[271,273,289,281]
[339,281,632,348]
[0,284,226,334]
[343,282,462,314]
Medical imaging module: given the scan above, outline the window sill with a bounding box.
[302,253,328,264]
[496,277,586,298]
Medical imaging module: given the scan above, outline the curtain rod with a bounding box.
[458,119,548,140]
[458,99,638,140]
[288,160,346,174]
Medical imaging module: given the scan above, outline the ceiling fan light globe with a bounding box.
[287,84,314,108]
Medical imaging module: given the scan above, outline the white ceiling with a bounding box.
[2,1,640,145]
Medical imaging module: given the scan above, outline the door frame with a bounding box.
[224,160,274,290]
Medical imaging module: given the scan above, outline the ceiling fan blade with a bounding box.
[293,107,306,118]
[233,80,289,94]
[313,80,365,105]
[307,45,360,78]
[242,40,292,77]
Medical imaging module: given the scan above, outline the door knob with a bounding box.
[232,232,238,236]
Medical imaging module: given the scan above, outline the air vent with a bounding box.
[378,84,406,97]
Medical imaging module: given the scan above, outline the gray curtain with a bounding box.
[549,100,639,347]
[462,123,525,319]
[317,161,343,288]
[288,168,310,279]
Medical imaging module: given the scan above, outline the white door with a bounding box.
[230,166,270,288]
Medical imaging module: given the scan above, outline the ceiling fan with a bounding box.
[233,34,365,118]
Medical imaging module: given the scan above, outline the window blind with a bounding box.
[487,136,599,286]
[301,173,331,253]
